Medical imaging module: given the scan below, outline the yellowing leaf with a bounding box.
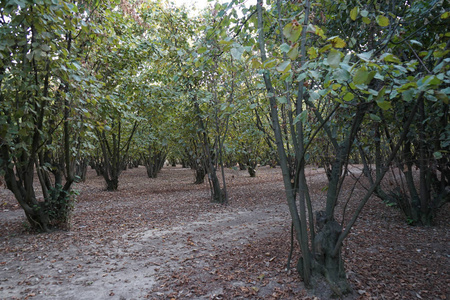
[328,36,346,48]
[283,23,293,39]
[433,49,450,58]
[441,12,450,19]
[283,22,302,42]
[315,26,326,39]
[287,43,299,60]
[350,7,359,21]
[376,15,389,27]
[308,47,318,59]
[332,83,342,90]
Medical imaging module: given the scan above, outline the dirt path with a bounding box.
[1,202,289,300]
[0,167,297,299]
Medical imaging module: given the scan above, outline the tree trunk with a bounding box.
[105,177,119,191]
[194,166,206,184]
[312,211,350,296]
[75,159,89,182]
[209,170,224,203]
[144,150,166,178]
[248,166,256,177]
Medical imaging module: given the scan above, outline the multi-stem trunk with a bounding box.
[192,93,226,204]
[256,0,309,285]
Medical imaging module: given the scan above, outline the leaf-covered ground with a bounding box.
[0,166,448,299]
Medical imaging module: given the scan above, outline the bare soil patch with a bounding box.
[0,166,448,299]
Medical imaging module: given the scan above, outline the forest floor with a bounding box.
[0,165,448,300]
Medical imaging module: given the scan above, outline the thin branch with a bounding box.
[332,92,423,257]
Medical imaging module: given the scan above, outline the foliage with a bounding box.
[214,0,449,295]
[0,0,118,231]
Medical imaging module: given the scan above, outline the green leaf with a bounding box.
[381,53,401,63]
[40,44,51,52]
[319,44,332,53]
[263,58,278,69]
[398,82,418,92]
[297,73,308,82]
[353,67,369,85]
[327,49,341,69]
[309,91,320,100]
[293,110,308,125]
[376,15,389,27]
[250,58,261,69]
[280,72,291,81]
[219,40,233,46]
[276,60,291,73]
[198,47,207,54]
[435,90,449,103]
[402,89,415,102]
[249,103,258,109]
[230,46,244,60]
[308,70,320,80]
[280,43,290,53]
[350,7,359,21]
[433,151,443,159]
[357,51,373,61]
[376,100,392,110]
[409,40,423,47]
[376,86,386,101]
[441,12,450,19]
[334,68,350,82]
[369,114,381,122]
[277,96,287,104]
[343,92,354,101]
[419,75,441,88]
[374,73,384,80]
